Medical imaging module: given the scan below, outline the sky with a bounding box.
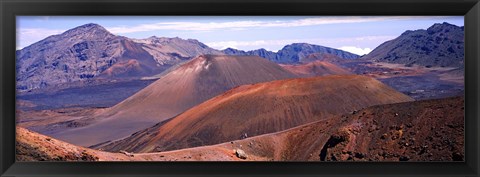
[17,16,464,55]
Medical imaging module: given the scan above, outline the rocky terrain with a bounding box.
[341,61,464,101]
[361,22,464,68]
[222,43,359,64]
[98,75,413,153]
[46,55,296,147]
[17,96,463,161]
[16,23,222,93]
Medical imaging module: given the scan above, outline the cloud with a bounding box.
[205,35,396,52]
[206,39,302,51]
[339,46,373,55]
[106,16,446,34]
[207,40,375,55]
[17,28,65,49]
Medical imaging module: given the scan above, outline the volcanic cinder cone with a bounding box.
[51,55,296,147]
[101,75,414,153]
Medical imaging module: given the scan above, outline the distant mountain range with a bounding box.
[362,22,464,67]
[222,43,359,64]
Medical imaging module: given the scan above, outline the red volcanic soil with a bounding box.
[17,97,463,162]
[50,55,295,147]
[100,75,413,153]
[280,61,352,77]
[17,126,107,161]
[103,39,160,77]
[101,59,143,77]
[151,96,464,161]
[262,96,464,161]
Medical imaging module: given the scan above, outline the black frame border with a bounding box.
[1,0,479,176]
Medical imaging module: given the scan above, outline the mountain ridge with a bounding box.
[222,43,360,64]
[361,22,464,68]
[16,23,222,92]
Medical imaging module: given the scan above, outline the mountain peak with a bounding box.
[291,43,309,45]
[285,43,310,48]
[80,23,102,28]
[281,43,328,51]
[223,47,237,50]
[63,23,111,36]
[431,22,458,28]
[255,48,269,52]
[74,23,106,31]
[427,22,463,33]
[362,22,464,67]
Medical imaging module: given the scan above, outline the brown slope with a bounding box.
[16,126,164,161]
[16,126,238,161]
[143,96,463,161]
[20,97,462,162]
[280,60,352,77]
[17,126,116,161]
[101,75,414,153]
[16,126,265,161]
[50,55,296,147]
